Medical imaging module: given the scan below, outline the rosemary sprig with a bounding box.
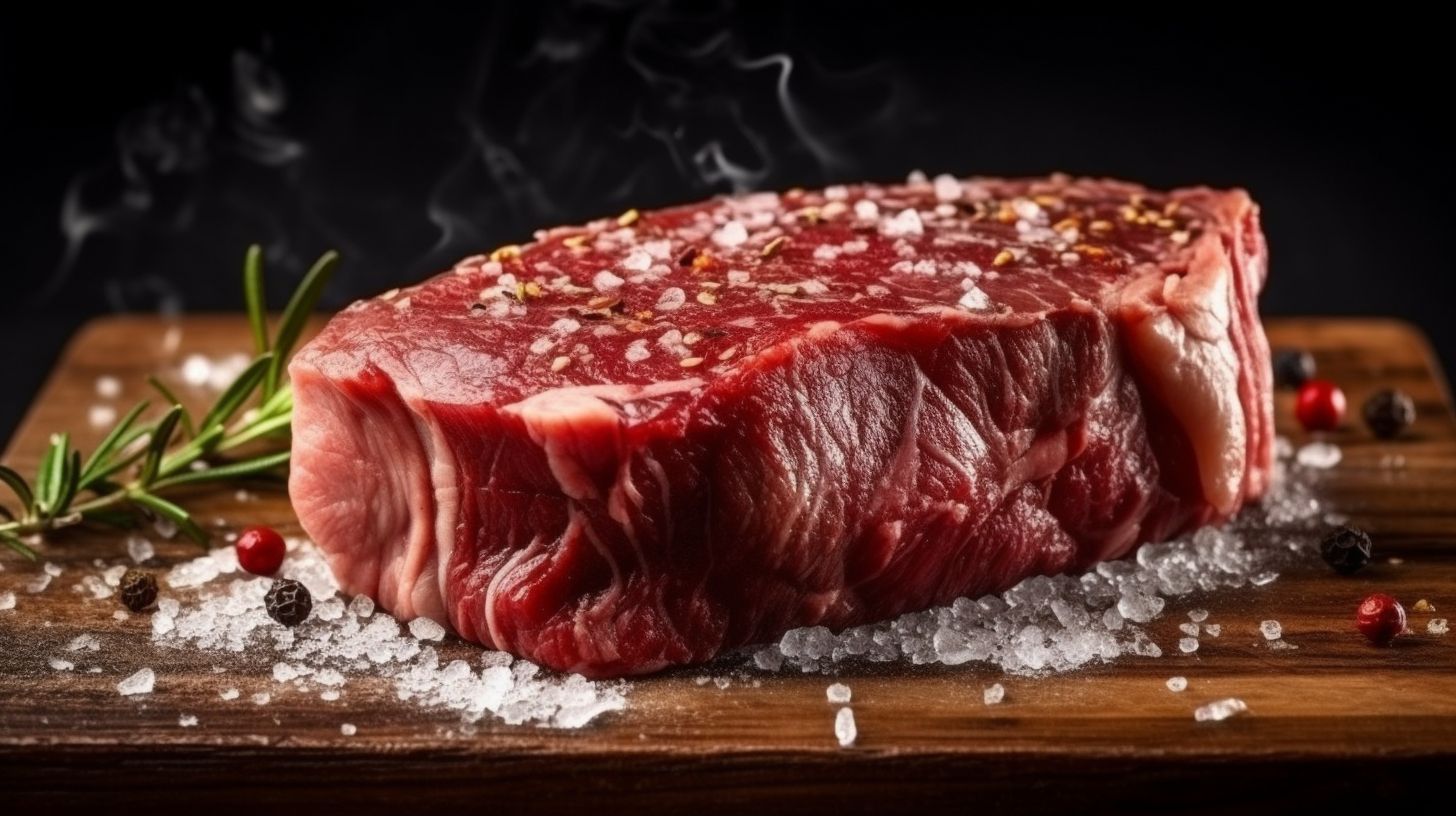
[0,246,338,559]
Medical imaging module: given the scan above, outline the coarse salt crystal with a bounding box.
[117,668,156,696]
[341,723,358,736]
[348,595,375,618]
[625,339,651,363]
[1204,624,1221,637]
[854,200,879,220]
[1188,609,1209,622]
[549,318,582,335]
[128,535,155,564]
[834,707,856,747]
[252,692,271,705]
[826,683,852,703]
[179,714,199,727]
[712,221,748,247]
[932,174,961,202]
[1178,637,1199,653]
[622,248,653,271]
[1011,198,1043,222]
[408,617,446,642]
[1194,698,1248,722]
[1429,619,1449,635]
[1296,441,1342,469]
[180,354,212,386]
[592,270,625,291]
[1166,676,1188,692]
[983,683,1005,705]
[1260,620,1283,640]
[68,634,100,651]
[221,689,240,700]
[88,404,117,428]
[655,287,687,312]
[95,375,122,398]
[0,591,17,611]
[49,658,75,671]
[881,208,923,237]
[958,286,991,311]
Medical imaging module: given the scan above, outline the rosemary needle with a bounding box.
[0,246,338,559]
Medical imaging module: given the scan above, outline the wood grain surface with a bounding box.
[2,315,1454,812]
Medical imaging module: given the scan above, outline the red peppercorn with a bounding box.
[1295,378,1346,432]
[236,526,286,576]
[1355,593,1406,646]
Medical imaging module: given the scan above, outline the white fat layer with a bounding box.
[501,379,705,502]
[484,536,547,651]
[1122,243,1244,514]
[420,409,460,628]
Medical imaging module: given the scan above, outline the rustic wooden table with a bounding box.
[2,315,1453,812]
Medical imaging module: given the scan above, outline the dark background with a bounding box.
[3,1,1450,447]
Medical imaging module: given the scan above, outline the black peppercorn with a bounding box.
[1272,347,1315,390]
[119,568,158,612]
[264,578,313,626]
[1363,388,1416,440]
[1320,524,1373,575]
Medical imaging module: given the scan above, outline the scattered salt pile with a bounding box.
[751,436,1331,677]
[1194,698,1248,722]
[834,707,857,747]
[983,683,1006,705]
[118,668,156,696]
[150,540,626,729]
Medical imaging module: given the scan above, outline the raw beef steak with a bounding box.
[289,174,1273,677]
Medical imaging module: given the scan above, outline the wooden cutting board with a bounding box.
[2,315,1454,812]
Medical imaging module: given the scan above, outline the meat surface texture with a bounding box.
[289,174,1273,678]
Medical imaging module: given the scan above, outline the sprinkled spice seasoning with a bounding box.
[1272,347,1315,390]
[1294,379,1345,432]
[1356,593,1406,647]
[1363,388,1416,439]
[236,526,286,577]
[1320,524,1373,575]
[265,579,313,627]
[119,568,158,612]
[489,245,521,263]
